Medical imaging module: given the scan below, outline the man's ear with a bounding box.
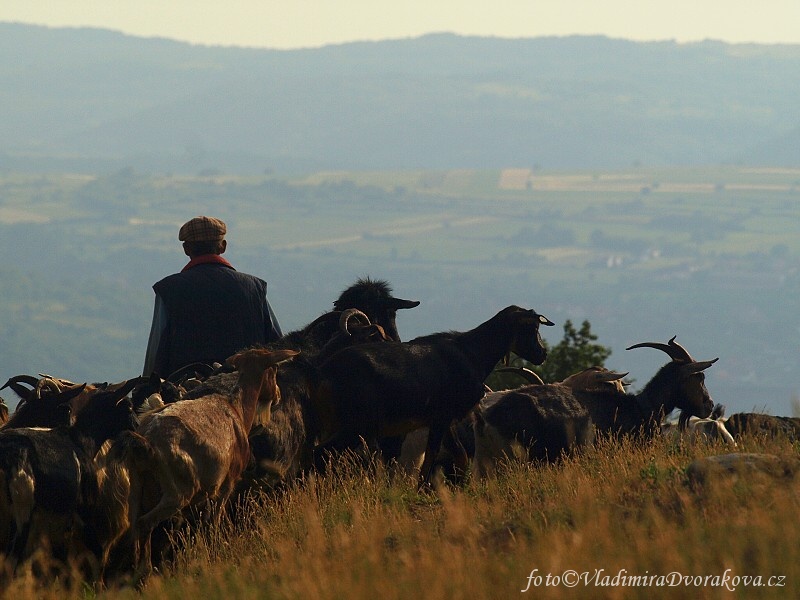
[219,239,227,254]
[182,242,192,257]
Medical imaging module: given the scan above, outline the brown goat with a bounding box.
[117,347,297,579]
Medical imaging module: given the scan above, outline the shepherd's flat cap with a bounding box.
[179,216,227,242]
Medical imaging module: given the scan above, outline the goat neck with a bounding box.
[633,363,693,427]
[458,306,551,375]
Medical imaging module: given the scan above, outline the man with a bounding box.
[143,216,282,377]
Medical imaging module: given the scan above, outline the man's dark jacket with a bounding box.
[152,263,281,376]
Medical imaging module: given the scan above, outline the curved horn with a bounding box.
[1,375,41,399]
[626,336,694,363]
[339,308,371,335]
[38,373,78,388]
[1,375,40,391]
[35,377,66,399]
[494,366,545,385]
[166,362,216,383]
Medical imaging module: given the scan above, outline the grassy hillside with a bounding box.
[6,434,799,599]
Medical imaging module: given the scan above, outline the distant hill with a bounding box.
[2,24,800,173]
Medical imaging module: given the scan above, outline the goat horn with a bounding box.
[166,362,215,383]
[38,373,78,387]
[681,358,719,374]
[1,375,41,399]
[339,308,371,335]
[494,366,545,385]
[35,378,65,398]
[626,336,695,363]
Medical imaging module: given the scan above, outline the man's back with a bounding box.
[143,216,282,377]
[153,263,275,375]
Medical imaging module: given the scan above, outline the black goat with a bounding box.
[1,375,104,430]
[311,305,554,486]
[572,337,717,437]
[472,384,594,477]
[277,277,419,353]
[723,412,800,441]
[402,366,626,481]
[188,278,418,490]
[0,378,141,576]
[332,277,419,342]
[251,278,417,484]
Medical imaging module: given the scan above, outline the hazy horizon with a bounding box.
[2,1,800,49]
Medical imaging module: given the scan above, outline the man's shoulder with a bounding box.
[153,271,182,291]
[154,264,266,293]
[227,269,267,288]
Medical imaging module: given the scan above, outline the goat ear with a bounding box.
[270,349,300,365]
[388,298,420,310]
[517,310,554,327]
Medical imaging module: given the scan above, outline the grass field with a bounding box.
[4,432,799,599]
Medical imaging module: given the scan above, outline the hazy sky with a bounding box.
[2,1,800,49]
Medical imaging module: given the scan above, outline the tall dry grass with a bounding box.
[4,433,799,599]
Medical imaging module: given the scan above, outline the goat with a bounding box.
[399,365,628,479]
[662,403,736,446]
[0,374,145,430]
[472,384,594,478]
[116,347,297,579]
[311,305,555,487]
[0,397,8,426]
[233,279,418,489]
[0,379,141,576]
[560,366,629,393]
[277,277,419,354]
[331,276,419,342]
[494,364,629,393]
[1,375,93,430]
[722,412,800,442]
[312,308,393,364]
[570,337,717,437]
[468,366,629,478]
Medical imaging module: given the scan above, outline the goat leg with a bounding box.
[418,423,447,490]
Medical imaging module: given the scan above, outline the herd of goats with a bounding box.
[0,277,797,588]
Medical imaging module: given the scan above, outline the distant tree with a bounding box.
[486,319,612,390]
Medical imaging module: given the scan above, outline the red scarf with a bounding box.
[181,254,235,272]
